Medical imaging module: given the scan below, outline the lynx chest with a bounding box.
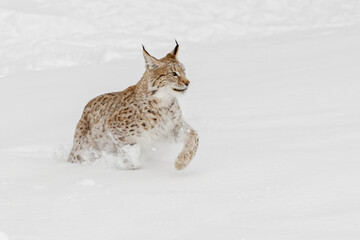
[138,98,182,142]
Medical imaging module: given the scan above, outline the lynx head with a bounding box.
[142,41,190,98]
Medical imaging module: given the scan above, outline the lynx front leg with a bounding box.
[174,123,199,170]
[107,127,141,170]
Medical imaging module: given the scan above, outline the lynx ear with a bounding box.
[168,40,179,58]
[142,45,160,70]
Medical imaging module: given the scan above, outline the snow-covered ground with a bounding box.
[2,0,360,77]
[1,1,360,239]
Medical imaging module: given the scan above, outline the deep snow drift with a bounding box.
[1,1,360,240]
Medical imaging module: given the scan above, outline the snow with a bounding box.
[1,0,360,77]
[1,0,360,239]
[0,232,9,240]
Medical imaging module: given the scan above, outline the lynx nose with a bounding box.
[184,79,190,87]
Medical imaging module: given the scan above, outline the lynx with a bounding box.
[68,42,199,170]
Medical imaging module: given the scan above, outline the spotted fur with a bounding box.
[68,42,199,170]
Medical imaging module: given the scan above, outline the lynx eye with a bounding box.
[170,72,179,77]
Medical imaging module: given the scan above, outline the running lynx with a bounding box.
[68,42,199,170]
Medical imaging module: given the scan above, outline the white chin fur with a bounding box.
[153,86,184,102]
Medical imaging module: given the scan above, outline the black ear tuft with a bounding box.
[173,40,179,57]
[167,40,179,58]
[142,44,150,56]
[142,44,160,70]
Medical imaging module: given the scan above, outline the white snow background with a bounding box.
[1,0,360,239]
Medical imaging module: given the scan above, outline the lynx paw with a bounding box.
[120,158,141,170]
[68,151,84,163]
[116,144,142,170]
[174,161,187,170]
